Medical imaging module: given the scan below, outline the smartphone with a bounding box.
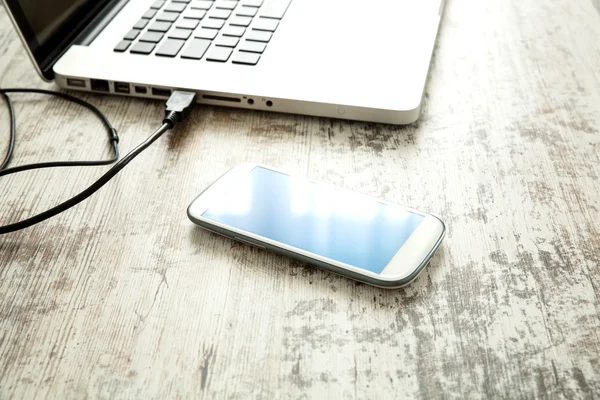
[187,164,446,288]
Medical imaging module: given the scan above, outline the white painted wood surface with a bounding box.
[1,0,600,397]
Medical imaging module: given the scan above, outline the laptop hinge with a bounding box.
[75,0,130,46]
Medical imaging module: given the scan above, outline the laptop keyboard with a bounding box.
[113,0,293,65]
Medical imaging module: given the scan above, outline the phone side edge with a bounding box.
[190,217,413,289]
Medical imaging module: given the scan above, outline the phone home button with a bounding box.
[234,236,266,250]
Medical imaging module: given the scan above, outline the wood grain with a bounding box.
[1,0,600,398]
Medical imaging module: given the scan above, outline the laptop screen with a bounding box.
[5,0,113,79]
[16,0,90,46]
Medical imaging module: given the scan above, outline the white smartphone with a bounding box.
[187,164,446,288]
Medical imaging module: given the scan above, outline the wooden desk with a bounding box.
[1,1,599,397]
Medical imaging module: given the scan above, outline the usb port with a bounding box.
[114,82,130,94]
[152,87,171,97]
[135,86,147,94]
[90,79,109,92]
[67,78,86,88]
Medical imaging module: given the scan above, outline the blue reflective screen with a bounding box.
[202,167,424,274]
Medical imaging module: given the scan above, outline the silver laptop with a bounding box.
[3,0,445,124]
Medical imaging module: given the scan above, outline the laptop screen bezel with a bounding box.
[4,0,114,80]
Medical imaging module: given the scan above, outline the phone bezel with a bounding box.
[187,163,445,287]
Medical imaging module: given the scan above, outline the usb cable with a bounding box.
[0,89,197,234]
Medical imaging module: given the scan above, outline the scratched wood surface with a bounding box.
[1,0,600,398]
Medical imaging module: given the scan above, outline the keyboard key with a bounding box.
[232,51,260,65]
[223,26,245,37]
[133,19,149,29]
[215,1,238,10]
[202,18,225,29]
[209,9,231,19]
[246,30,271,42]
[194,28,218,39]
[169,28,192,40]
[156,39,186,56]
[181,38,212,59]
[114,40,132,52]
[243,0,263,6]
[252,18,278,31]
[165,2,187,12]
[236,6,257,17]
[206,46,232,62]
[240,40,266,53]
[130,41,156,54]
[151,1,166,9]
[229,16,252,27]
[215,35,239,47]
[124,29,140,40]
[184,9,206,19]
[192,1,214,9]
[139,31,165,42]
[148,21,172,32]
[259,0,292,19]
[178,19,199,29]
[173,0,191,3]
[142,9,157,19]
[157,11,180,22]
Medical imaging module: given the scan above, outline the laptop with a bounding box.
[3,0,445,124]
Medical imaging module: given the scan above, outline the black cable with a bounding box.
[1,120,172,234]
[1,89,197,235]
[0,93,16,170]
[0,88,119,176]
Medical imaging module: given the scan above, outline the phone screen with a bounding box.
[202,167,424,273]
